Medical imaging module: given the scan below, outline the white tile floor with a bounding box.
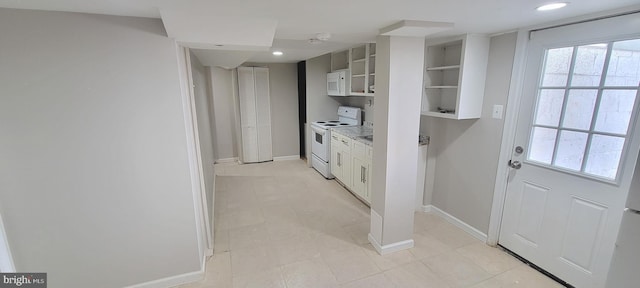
[179,160,564,288]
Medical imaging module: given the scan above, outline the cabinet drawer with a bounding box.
[331,132,342,146]
[338,134,351,148]
[366,146,373,160]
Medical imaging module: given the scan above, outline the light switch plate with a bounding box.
[492,105,504,119]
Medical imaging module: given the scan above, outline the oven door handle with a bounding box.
[311,126,327,136]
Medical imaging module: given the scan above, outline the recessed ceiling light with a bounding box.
[272,51,283,56]
[536,2,568,11]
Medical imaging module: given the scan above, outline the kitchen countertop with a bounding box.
[332,126,430,147]
[331,126,374,146]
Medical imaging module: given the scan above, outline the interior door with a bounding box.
[237,67,258,163]
[499,14,640,288]
[254,67,273,162]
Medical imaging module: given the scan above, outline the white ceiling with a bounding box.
[1,0,639,67]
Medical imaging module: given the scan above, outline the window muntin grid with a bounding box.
[528,39,640,181]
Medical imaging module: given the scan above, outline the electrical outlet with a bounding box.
[492,105,504,119]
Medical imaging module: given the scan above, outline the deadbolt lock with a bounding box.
[515,146,524,154]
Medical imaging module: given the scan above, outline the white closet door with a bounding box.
[237,67,272,163]
[237,67,258,163]
[254,67,273,162]
[241,126,258,163]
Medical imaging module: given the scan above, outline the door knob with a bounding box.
[508,160,522,169]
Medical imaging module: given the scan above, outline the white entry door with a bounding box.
[499,14,640,288]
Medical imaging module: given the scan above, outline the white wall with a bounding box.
[420,32,518,234]
[0,9,201,288]
[210,67,237,161]
[190,52,215,251]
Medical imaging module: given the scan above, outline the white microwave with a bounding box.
[327,70,350,96]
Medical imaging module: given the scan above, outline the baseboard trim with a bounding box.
[215,157,238,164]
[429,205,488,242]
[421,205,433,213]
[273,155,300,161]
[125,255,206,288]
[124,270,203,288]
[368,234,415,255]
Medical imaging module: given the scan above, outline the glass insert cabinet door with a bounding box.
[528,39,640,181]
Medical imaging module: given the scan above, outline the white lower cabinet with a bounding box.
[330,138,341,179]
[351,157,371,202]
[330,133,351,185]
[331,131,372,205]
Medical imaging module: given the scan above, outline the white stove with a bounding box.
[311,106,362,178]
[312,120,355,129]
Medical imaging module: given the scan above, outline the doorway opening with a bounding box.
[298,61,307,159]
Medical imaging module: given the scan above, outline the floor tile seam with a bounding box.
[406,248,448,262]
[416,257,464,287]
[454,243,522,276]
[454,248,501,276]
[411,233,455,255]
[317,246,383,284]
[271,235,321,254]
[281,256,339,286]
[421,251,495,288]
[357,244,416,272]
[481,261,527,282]
[366,257,400,272]
[315,244,361,263]
[322,259,381,285]
[388,260,455,287]
[458,274,495,288]
[230,265,288,288]
[333,270,387,286]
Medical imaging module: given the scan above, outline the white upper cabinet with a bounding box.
[349,43,376,96]
[330,43,376,97]
[421,34,490,119]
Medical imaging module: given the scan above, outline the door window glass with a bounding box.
[528,39,640,180]
[534,89,565,126]
[541,47,573,86]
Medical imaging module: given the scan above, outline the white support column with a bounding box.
[369,35,425,255]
